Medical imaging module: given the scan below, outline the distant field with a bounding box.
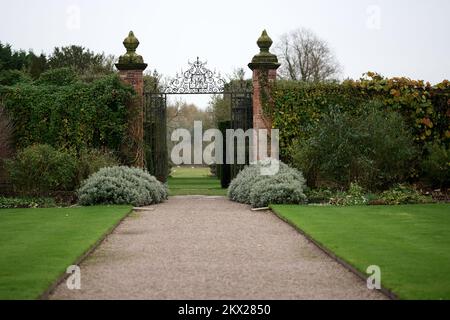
[168,166,227,196]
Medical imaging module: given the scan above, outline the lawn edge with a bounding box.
[270,206,398,301]
[38,206,133,300]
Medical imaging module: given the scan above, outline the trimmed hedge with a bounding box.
[293,106,418,189]
[269,74,450,162]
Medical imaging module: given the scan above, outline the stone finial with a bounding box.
[257,30,273,53]
[248,29,280,70]
[116,31,147,70]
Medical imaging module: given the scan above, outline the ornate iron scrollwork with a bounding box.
[164,57,225,94]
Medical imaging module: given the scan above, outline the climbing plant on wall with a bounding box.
[0,70,134,153]
[267,73,450,162]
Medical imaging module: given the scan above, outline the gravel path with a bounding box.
[50,196,386,300]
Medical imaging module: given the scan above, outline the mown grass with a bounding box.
[0,205,131,299]
[271,204,450,300]
[168,166,227,196]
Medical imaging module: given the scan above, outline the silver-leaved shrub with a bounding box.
[77,166,167,206]
[228,160,307,207]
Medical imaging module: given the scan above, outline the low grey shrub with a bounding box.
[228,160,307,207]
[77,166,167,206]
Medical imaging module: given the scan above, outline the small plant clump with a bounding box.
[228,160,307,208]
[77,166,168,207]
[376,184,434,205]
[329,182,369,206]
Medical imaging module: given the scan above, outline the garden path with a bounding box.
[50,196,386,299]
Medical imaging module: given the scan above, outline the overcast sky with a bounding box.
[1,0,449,108]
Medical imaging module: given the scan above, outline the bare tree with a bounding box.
[276,28,341,82]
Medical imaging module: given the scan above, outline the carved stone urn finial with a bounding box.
[248,29,280,70]
[116,31,147,70]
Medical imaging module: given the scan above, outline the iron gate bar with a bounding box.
[144,92,168,182]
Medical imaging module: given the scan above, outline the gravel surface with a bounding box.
[50,196,386,300]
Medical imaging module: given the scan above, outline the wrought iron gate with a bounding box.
[143,57,252,184]
[144,92,168,182]
[230,91,253,179]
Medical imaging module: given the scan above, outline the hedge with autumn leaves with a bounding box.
[268,73,450,162]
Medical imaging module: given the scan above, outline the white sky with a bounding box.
[1,0,449,108]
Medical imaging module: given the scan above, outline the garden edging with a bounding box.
[270,207,398,300]
[38,208,134,300]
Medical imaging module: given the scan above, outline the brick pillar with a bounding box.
[115,31,147,168]
[250,68,278,131]
[248,30,280,160]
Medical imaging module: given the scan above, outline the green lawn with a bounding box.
[168,166,227,196]
[271,204,450,300]
[0,205,132,300]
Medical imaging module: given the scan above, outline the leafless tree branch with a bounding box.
[276,28,342,82]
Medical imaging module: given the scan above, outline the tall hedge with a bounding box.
[268,73,450,162]
[0,72,134,153]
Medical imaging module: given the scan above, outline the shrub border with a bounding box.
[270,206,398,300]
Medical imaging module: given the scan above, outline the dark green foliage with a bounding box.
[1,42,115,82]
[1,73,133,152]
[270,81,366,160]
[47,45,114,76]
[421,143,450,188]
[0,105,14,159]
[5,144,77,195]
[0,196,56,209]
[36,67,77,86]
[0,70,31,86]
[293,106,417,190]
[27,53,48,79]
[76,148,120,185]
[0,43,28,71]
[0,43,48,80]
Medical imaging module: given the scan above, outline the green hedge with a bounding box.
[0,71,134,153]
[269,74,450,162]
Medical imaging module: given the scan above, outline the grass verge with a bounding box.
[0,205,131,299]
[271,204,450,300]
